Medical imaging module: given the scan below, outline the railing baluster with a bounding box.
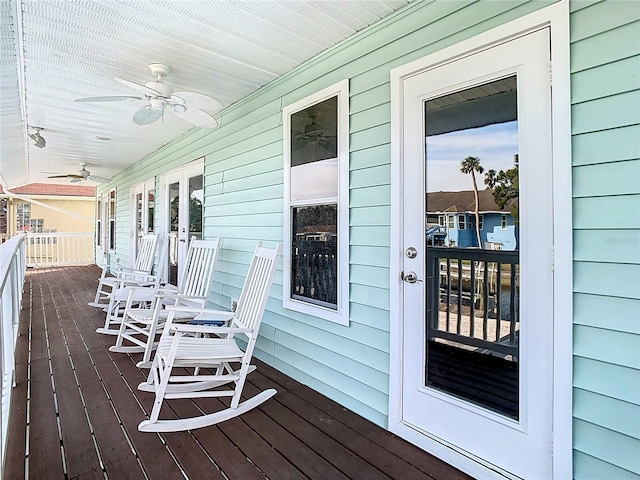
[470,260,475,338]
[510,263,517,344]
[446,258,451,331]
[496,263,502,342]
[457,258,462,335]
[482,261,489,341]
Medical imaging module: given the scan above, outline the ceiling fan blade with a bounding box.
[133,105,164,125]
[172,108,218,129]
[87,175,111,183]
[116,78,165,97]
[70,178,82,183]
[47,174,84,179]
[75,95,142,102]
[171,91,223,112]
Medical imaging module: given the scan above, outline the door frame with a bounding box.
[389,2,572,479]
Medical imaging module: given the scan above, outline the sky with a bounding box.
[426,121,519,193]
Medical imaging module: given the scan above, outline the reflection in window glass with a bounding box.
[290,96,337,167]
[148,189,155,233]
[188,175,203,240]
[291,204,337,309]
[424,75,521,419]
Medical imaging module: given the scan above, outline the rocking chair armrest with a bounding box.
[165,305,234,318]
[170,324,250,335]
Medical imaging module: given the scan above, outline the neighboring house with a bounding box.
[92,2,639,480]
[427,189,517,249]
[0,183,95,236]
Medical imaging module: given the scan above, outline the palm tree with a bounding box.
[460,156,484,248]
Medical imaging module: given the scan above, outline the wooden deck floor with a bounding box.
[4,265,471,480]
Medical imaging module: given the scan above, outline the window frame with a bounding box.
[282,79,350,325]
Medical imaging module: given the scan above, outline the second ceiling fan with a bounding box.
[76,63,223,129]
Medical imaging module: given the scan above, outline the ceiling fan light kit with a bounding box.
[75,63,223,129]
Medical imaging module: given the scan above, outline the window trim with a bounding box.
[282,79,350,325]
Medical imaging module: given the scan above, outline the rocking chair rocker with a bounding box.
[137,242,281,432]
[109,237,221,368]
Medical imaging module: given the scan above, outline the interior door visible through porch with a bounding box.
[163,162,203,286]
[400,29,554,479]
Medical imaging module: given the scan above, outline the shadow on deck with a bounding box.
[4,265,470,480]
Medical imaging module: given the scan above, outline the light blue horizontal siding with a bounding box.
[571,2,640,476]
[573,194,640,229]
[574,388,640,440]
[573,160,640,197]
[573,293,640,334]
[574,261,640,299]
[574,230,640,264]
[572,124,640,167]
[573,450,640,480]
[574,419,640,475]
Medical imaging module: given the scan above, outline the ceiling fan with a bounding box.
[75,63,223,129]
[47,163,111,183]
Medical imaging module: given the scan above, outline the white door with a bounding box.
[161,160,204,286]
[401,29,553,478]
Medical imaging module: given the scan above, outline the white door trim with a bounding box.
[388,2,572,479]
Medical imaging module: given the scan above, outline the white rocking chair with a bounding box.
[96,237,170,335]
[109,237,221,368]
[137,242,282,433]
[89,234,159,308]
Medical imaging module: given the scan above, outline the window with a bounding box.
[501,214,508,229]
[108,188,116,251]
[458,214,466,230]
[447,214,455,229]
[438,215,445,226]
[283,80,349,325]
[16,202,30,231]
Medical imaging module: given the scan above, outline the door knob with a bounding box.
[401,271,420,283]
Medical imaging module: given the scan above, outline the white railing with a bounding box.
[0,233,26,472]
[24,232,94,267]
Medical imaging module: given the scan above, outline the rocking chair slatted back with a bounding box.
[234,245,280,333]
[177,237,221,300]
[134,234,158,273]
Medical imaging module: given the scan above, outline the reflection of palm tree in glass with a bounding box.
[189,196,202,238]
[460,156,484,248]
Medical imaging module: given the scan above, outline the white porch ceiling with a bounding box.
[0,0,412,189]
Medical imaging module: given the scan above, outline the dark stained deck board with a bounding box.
[48,265,148,480]
[41,267,104,479]
[3,280,32,479]
[25,268,66,480]
[5,266,472,480]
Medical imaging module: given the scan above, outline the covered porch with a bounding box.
[3,263,469,479]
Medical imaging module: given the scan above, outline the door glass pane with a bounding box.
[188,175,203,240]
[168,181,180,286]
[147,189,155,233]
[425,76,520,419]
